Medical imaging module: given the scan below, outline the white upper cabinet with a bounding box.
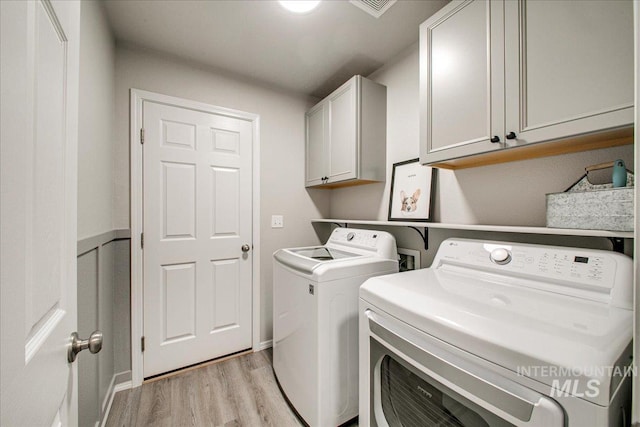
[420,0,504,163]
[328,83,358,183]
[305,75,386,188]
[504,0,634,146]
[305,103,326,187]
[420,0,634,167]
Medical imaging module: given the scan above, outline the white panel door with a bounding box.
[143,101,253,378]
[1,0,80,426]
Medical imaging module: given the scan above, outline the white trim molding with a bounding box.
[632,1,639,424]
[257,339,273,352]
[129,89,261,387]
[77,228,130,256]
[99,375,132,427]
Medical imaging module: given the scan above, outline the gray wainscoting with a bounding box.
[78,230,131,427]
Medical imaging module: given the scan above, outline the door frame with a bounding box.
[129,89,261,387]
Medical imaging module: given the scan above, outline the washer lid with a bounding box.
[360,268,633,406]
[273,246,362,275]
[288,246,359,261]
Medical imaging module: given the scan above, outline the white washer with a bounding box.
[360,238,633,427]
[274,228,398,427]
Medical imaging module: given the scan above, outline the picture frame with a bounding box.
[388,158,435,222]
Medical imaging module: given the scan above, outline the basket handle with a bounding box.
[585,161,615,172]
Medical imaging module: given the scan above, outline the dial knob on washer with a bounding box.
[490,248,512,265]
[347,232,355,241]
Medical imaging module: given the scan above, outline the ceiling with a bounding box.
[103,0,449,98]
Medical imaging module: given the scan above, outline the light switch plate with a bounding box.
[271,215,284,228]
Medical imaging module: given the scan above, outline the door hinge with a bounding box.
[140,128,145,144]
[141,336,145,352]
[141,232,144,249]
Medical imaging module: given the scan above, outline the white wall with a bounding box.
[114,45,331,343]
[331,43,634,227]
[78,0,115,240]
[77,2,118,426]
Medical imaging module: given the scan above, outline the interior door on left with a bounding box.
[1,1,80,426]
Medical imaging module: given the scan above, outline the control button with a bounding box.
[347,232,355,241]
[490,248,512,265]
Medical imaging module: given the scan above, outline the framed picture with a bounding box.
[388,158,435,222]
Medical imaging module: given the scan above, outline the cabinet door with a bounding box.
[327,78,358,183]
[504,0,634,146]
[420,0,505,164]
[305,102,327,187]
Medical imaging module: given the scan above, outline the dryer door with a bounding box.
[366,310,565,427]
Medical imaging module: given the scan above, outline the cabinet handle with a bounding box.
[490,136,500,143]
[506,132,517,140]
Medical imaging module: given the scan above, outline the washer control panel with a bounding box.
[327,228,398,261]
[330,228,381,248]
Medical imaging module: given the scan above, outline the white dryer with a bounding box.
[273,228,398,427]
[360,238,633,427]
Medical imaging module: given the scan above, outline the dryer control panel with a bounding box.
[433,238,633,309]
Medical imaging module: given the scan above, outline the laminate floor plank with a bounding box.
[222,358,268,427]
[141,380,171,427]
[249,366,300,427]
[105,349,308,427]
[104,388,130,427]
[206,363,238,426]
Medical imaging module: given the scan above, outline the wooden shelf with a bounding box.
[312,219,634,239]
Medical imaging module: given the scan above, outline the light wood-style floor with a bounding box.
[106,349,306,427]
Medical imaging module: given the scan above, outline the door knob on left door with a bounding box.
[242,244,251,252]
[68,330,103,363]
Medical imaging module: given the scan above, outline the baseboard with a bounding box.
[113,380,133,393]
[114,370,132,385]
[100,373,133,427]
[100,374,117,415]
[257,339,272,351]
